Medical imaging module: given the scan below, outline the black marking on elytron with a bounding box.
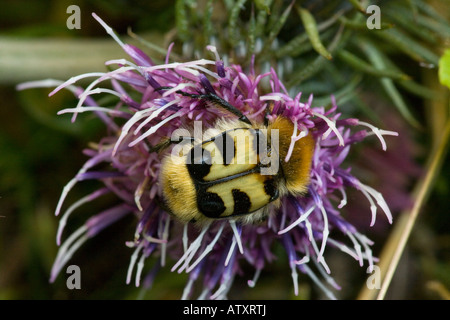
[186,146,212,181]
[186,127,279,187]
[232,189,251,215]
[212,130,235,166]
[197,190,225,218]
[264,178,279,202]
[202,128,267,167]
[199,127,256,145]
[186,127,261,183]
[251,129,271,156]
[252,129,261,155]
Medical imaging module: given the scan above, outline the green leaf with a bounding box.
[438,49,450,89]
[361,41,422,129]
[347,0,366,12]
[260,1,293,57]
[228,0,248,46]
[202,0,214,44]
[175,0,190,42]
[277,8,344,58]
[375,28,440,66]
[337,49,411,80]
[297,6,333,60]
[253,0,270,14]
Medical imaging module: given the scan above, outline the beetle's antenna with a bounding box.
[177,91,251,125]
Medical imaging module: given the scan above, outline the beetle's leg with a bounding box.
[153,86,173,92]
[176,91,251,125]
[263,101,276,127]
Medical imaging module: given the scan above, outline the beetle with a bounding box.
[158,91,314,225]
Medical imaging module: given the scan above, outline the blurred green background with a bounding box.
[0,0,449,300]
[0,0,179,300]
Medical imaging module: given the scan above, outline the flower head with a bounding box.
[20,13,398,300]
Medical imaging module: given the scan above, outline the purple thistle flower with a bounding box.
[19,13,399,300]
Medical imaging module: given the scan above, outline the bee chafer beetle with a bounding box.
[158,91,315,225]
